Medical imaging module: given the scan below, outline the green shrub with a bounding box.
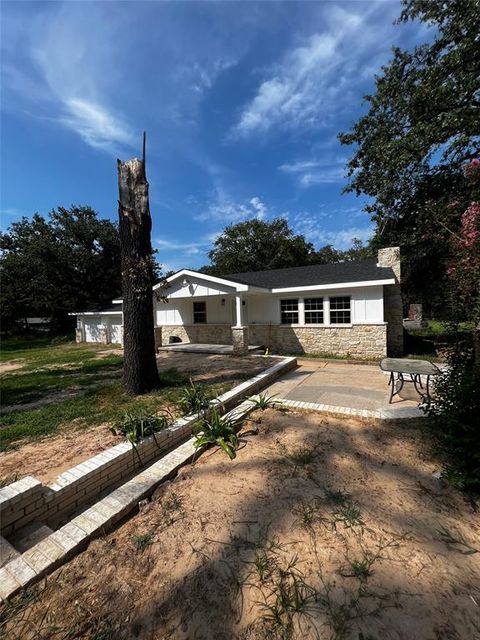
[422,338,480,492]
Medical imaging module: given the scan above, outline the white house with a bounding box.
[73,246,403,358]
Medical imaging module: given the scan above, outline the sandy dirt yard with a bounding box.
[2,408,479,639]
[0,353,276,484]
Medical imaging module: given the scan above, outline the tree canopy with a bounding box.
[340,0,480,314]
[204,218,316,275]
[0,206,121,331]
[202,218,372,275]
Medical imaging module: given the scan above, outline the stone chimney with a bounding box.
[378,246,403,356]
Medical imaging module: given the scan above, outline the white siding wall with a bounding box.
[156,297,231,326]
[155,286,384,326]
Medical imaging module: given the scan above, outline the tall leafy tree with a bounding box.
[0,206,121,331]
[340,0,480,314]
[204,218,315,275]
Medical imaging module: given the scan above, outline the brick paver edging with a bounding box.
[275,398,425,422]
[0,360,296,601]
[0,356,296,539]
[0,395,278,600]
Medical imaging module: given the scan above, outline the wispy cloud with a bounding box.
[61,98,134,152]
[292,210,373,249]
[232,4,386,138]
[2,3,135,154]
[279,155,348,187]
[195,191,268,223]
[154,238,209,256]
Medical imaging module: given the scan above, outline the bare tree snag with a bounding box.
[117,133,160,394]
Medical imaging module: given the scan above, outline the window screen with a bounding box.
[280,299,299,324]
[304,298,324,324]
[329,296,351,324]
[193,301,207,324]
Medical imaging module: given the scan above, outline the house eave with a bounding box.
[153,268,268,293]
[270,278,395,293]
[69,311,123,316]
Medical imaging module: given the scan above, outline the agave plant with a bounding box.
[193,409,241,460]
[178,379,211,416]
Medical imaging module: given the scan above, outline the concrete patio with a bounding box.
[265,358,425,419]
[158,343,263,355]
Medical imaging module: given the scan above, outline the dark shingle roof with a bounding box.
[223,259,394,289]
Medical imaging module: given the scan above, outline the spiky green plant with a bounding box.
[178,379,211,415]
[193,409,241,460]
[247,393,278,410]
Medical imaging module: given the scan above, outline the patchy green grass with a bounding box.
[0,337,232,451]
[408,319,474,340]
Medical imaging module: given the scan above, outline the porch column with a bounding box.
[234,294,243,327]
[232,293,249,355]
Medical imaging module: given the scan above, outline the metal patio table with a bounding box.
[380,358,440,403]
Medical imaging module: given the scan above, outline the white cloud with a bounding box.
[233,4,384,137]
[61,98,134,152]
[279,156,348,187]
[195,191,269,223]
[1,3,135,154]
[154,238,207,256]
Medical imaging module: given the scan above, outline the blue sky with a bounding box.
[1,1,427,272]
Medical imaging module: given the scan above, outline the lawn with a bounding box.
[0,337,275,482]
[2,407,478,639]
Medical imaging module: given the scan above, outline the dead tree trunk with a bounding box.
[117,135,160,394]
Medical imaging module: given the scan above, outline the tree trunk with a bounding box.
[117,138,160,394]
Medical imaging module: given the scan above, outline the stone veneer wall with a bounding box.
[377,247,404,356]
[158,323,387,358]
[160,324,233,347]
[249,324,387,358]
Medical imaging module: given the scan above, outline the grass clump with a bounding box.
[293,498,327,533]
[161,492,184,526]
[132,532,154,553]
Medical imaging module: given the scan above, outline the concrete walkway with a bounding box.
[266,359,424,419]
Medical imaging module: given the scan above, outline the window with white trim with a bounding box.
[329,296,351,324]
[280,299,299,324]
[193,301,207,324]
[304,297,324,324]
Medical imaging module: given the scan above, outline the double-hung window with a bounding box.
[280,299,299,324]
[193,301,207,324]
[330,296,351,324]
[304,298,324,324]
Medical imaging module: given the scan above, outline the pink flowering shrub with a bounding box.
[460,202,480,248]
[445,161,480,313]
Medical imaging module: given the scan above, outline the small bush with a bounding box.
[422,337,480,492]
